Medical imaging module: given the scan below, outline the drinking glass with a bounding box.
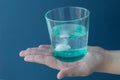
[45,7,90,62]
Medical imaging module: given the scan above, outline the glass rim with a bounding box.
[45,6,90,22]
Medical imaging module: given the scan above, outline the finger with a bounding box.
[24,55,58,69]
[57,68,70,79]
[38,45,51,49]
[20,45,51,57]
[19,50,26,57]
[19,47,53,57]
[57,64,90,79]
[19,48,39,57]
[57,67,79,79]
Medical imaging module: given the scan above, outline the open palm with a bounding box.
[19,45,104,79]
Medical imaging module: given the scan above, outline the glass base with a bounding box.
[54,53,86,62]
[53,47,87,62]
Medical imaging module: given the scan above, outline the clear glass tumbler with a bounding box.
[45,7,90,62]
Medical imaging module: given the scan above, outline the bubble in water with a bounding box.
[60,33,69,38]
[55,44,71,51]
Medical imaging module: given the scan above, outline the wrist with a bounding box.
[96,49,112,73]
[97,50,117,74]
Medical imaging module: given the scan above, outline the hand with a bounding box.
[19,45,105,79]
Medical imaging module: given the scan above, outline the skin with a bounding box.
[19,45,120,79]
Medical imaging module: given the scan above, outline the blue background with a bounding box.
[0,0,120,80]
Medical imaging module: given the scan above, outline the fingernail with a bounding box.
[19,51,25,57]
[27,48,32,52]
[57,75,62,80]
[57,77,62,80]
[24,56,29,61]
[24,56,32,62]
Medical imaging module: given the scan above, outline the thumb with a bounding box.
[57,66,88,79]
[57,68,71,79]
